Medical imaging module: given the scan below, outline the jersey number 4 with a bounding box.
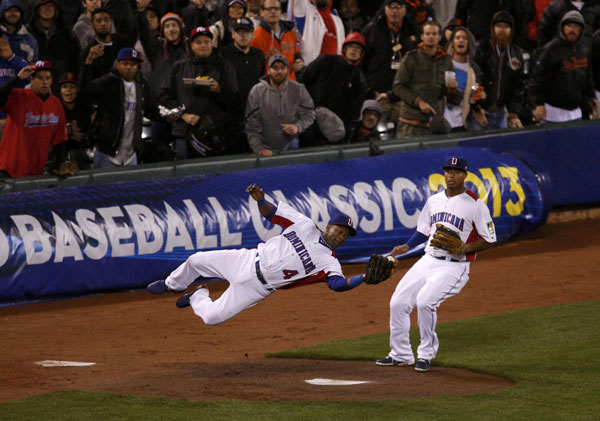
[282,269,299,279]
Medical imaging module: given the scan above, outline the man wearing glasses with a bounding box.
[251,0,304,80]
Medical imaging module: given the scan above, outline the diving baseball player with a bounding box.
[377,156,497,372]
[147,184,395,325]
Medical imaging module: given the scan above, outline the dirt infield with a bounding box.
[1,214,599,403]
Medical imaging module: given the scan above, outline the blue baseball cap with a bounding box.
[442,156,468,172]
[117,48,143,62]
[328,213,357,236]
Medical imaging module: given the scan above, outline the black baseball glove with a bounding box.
[364,254,396,285]
[430,223,466,254]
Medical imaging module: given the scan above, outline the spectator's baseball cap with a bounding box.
[58,72,77,86]
[32,60,52,74]
[190,26,213,40]
[38,0,58,5]
[385,0,406,6]
[342,32,366,49]
[268,54,288,67]
[117,48,143,62]
[233,17,254,31]
[441,156,468,172]
[328,213,357,236]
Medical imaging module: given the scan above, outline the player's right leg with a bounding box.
[385,256,428,363]
[165,248,255,291]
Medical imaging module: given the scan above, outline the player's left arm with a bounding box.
[327,274,364,292]
[468,199,498,254]
[246,183,276,220]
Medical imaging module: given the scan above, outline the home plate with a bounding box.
[35,360,96,367]
[305,378,371,386]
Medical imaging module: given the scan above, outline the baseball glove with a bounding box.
[364,254,396,285]
[430,223,466,254]
[52,160,79,177]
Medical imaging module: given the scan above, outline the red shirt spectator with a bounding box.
[0,61,67,178]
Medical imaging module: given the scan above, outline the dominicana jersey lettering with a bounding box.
[257,201,344,289]
[417,189,497,262]
[0,88,67,177]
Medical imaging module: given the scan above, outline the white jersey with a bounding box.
[257,202,343,289]
[417,189,497,262]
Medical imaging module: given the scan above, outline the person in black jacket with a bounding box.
[531,10,596,123]
[537,0,600,50]
[79,8,132,80]
[137,10,190,145]
[158,26,239,159]
[591,28,600,113]
[360,0,418,95]
[80,47,163,168]
[454,0,525,47]
[473,11,525,130]
[221,17,265,153]
[299,31,369,146]
[27,0,81,90]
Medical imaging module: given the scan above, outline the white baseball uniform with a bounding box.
[165,202,349,325]
[387,189,497,362]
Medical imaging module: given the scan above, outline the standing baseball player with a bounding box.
[147,184,395,325]
[376,156,497,372]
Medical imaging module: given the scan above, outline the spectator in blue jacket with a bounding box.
[0,0,38,63]
[0,32,25,139]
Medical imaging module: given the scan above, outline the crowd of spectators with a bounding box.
[0,0,598,179]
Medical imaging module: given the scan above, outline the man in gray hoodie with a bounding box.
[244,54,315,156]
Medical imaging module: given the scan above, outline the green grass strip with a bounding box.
[1,301,599,420]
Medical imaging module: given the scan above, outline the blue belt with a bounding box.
[433,255,460,263]
[255,260,275,292]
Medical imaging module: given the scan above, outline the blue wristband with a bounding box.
[258,199,267,206]
[348,274,365,288]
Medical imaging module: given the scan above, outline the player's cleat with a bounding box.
[415,358,431,372]
[147,280,184,295]
[176,285,207,308]
[375,356,415,366]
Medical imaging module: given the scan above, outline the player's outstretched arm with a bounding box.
[246,183,275,219]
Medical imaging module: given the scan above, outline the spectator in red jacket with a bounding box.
[0,60,68,178]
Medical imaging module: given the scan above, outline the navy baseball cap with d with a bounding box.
[329,213,357,236]
[233,17,254,31]
[117,48,143,62]
[442,156,468,172]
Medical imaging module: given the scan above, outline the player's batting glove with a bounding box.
[430,223,466,255]
[363,254,396,285]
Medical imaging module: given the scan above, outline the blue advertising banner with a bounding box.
[0,147,550,303]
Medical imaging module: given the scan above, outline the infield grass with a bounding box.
[1,301,599,420]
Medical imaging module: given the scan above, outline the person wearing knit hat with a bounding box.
[472,11,526,130]
[136,8,191,147]
[530,10,596,123]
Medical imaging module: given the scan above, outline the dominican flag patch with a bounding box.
[487,221,495,236]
